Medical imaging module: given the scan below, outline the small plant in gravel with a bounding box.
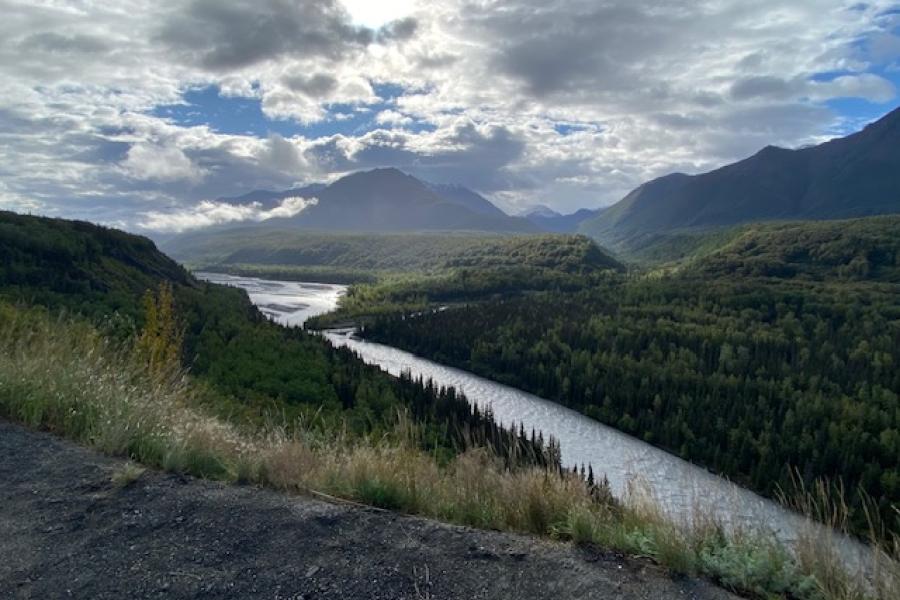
[111,462,146,488]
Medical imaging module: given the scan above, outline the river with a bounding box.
[198,272,871,574]
[197,272,347,327]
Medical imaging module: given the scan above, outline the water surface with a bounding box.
[196,272,346,327]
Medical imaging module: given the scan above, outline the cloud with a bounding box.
[1,0,899,220]
[810,73,896,103]
[122,143,205,183]
[157,0,372,71]
[138,195,318,233]
[377,17,419,43]
[731,76,796,100]
[19,31,109,55]
[375,109,414,126]
[0,181,44,213]
[730,73,896,104]
[304,119,527,191]
[282,73,339,97]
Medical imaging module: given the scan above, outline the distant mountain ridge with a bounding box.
[218,169,536,233]
[523,205,561,218]
[581,106,900,250]
[526,207,605,233]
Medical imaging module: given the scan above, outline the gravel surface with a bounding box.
[0,420,740,599]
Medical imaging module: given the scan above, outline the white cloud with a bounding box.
[375,109,414,126]
[809,73,897,103]
[122,143,205,183]
[138,196,318,233]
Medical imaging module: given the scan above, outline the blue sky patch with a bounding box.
[152,86,306,137]
[553,122,602,136]
[150,84,434,139]
[808,67,900,134]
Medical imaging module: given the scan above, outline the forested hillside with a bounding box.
[163,229,622,276]
[290,235,623,328]
[0,211,555,465]
[358,216,900,538]
[693,217,900,281]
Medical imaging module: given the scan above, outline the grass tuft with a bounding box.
[111,462,146,488]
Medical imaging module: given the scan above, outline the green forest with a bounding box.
[162,228,622,276]
[0,211,557,468]
[354,216,900,538]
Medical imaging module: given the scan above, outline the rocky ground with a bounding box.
[0,420,740,599]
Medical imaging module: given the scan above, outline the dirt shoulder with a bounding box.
[0,420,739,600]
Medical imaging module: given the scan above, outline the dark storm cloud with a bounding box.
[158,0,373,71]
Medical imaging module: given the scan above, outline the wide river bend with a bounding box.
[198,272,871,574]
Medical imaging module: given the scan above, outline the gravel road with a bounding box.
[0,420,740,599]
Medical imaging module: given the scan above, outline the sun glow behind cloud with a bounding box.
[341,0,415,28]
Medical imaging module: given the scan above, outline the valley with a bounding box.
[206,271,874,576]
[5,4,900,599]
[4,207,897,597]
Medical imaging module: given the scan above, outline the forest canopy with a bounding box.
[351,216,900,539]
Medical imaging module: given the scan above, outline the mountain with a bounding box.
[237,168,536,233]
[581,106,900,250]
[425,182,507,217]
[221,177,512,225]
[527,207,605,233]
[523,205,561,218]
[218,184,327,209]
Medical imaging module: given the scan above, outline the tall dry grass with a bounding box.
[0,304,896,600]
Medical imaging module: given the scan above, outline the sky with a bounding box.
[1,0,899,232]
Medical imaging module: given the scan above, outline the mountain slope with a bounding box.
[581,107,900,250]
[426,182,508,217]
[528,207,605,233]
[266,168,536,233]
[0,210,197,321]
